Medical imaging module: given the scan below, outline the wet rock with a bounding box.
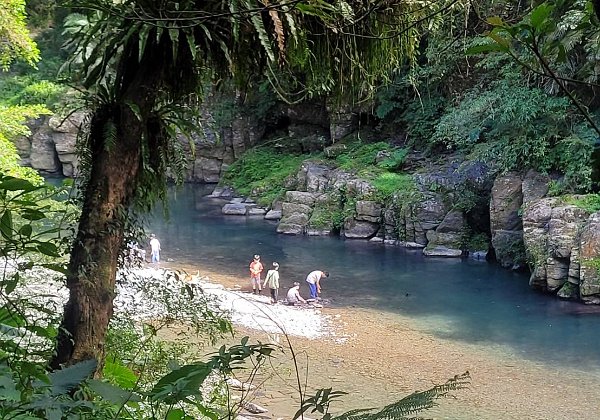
[423,246,463,257]
[222,203,247,215]
[247,207,266,216]
[264,209,282,220]
[343,219,379,239]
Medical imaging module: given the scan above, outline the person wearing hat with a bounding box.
[263,262,280,304]
[249,254,264,294]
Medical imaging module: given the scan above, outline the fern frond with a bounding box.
[263,0,285,61]
[331,372,470,420]
[102,119,117,152]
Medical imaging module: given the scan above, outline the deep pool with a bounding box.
[149,184,600,373]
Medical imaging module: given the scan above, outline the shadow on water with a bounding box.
[150,184,600,372]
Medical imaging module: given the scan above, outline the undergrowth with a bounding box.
[220,148,307,206]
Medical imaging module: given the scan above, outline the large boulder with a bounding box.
[343,219,379,239]
[424,211,467,257]
[285,191,319,206]
[355,200,381,223]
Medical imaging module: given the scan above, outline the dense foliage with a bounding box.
[4,0,600,418]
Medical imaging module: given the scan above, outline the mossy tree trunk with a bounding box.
[51,56,160,369]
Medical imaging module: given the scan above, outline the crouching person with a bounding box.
[286,282,307,305]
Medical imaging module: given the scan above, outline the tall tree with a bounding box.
[51,0,467,368]
[0,0,40,70]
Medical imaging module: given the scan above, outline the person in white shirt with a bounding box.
[263,262,280,304]
[305,270,329,299]
[150,234,161,263]
[286,282,306,305]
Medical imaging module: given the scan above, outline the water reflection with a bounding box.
[150,184,600,372]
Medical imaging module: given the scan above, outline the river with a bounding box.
[149,184,600,377]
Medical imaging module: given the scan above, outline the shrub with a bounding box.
[564,194,600,213]
[220,148,306,206]
[371,172,416,202]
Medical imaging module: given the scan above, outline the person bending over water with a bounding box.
[305,270,329,299]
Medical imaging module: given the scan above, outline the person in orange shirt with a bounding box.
[249,254,263,294]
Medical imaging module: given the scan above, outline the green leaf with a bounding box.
[21,208,46,221]
[0,306,26,327]
[166,409,185,420]
[184,29,197,61]
[103,360,138,389]
[36,242,60,257]
[40,263,69,275]
[19,224,33,238]
[0,374,20,401]
[47,359,97,396]
[149,363,212,404]
[530,3,553,30]
[125,101,142,122]
[25,324,56,339]
[488,31,511,48]
[138,25,151,62]
[486,16,505,27]
[0,210,13,240]
[88,379,142,404]
[0,177,36,192]
[4,273,19,294]
[168,28,180,62]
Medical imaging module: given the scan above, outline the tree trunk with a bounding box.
[51,69,156,368]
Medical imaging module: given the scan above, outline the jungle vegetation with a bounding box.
[1,0,600,418]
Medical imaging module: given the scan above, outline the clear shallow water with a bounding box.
[150,184,600,373]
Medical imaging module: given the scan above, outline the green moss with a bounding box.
[563,194,600,213]
[582,257,600,277]
[371,172,417,202]
[220,148,308,206]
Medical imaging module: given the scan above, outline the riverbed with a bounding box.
[161,262,600,420]
[151,184,600,419]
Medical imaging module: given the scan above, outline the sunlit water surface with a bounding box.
[149,184,600,373]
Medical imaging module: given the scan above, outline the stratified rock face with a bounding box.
[424,211,467,255]
[523,197,591,298]
[490,172,524,268]
[579,213,600,304]
[490,170,552,269]
[355,200,381,223]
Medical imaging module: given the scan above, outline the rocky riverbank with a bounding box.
[166,260,600,420]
